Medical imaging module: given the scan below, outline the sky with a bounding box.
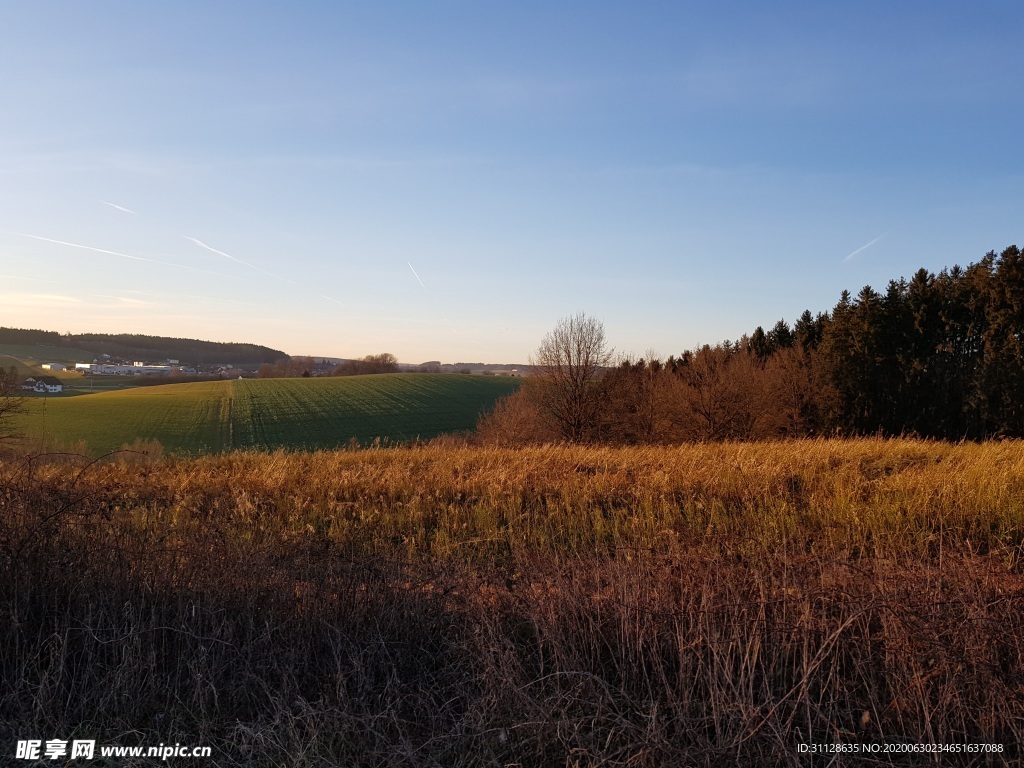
[1,2,1021,364]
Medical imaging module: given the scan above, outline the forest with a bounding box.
[0,327,286,366]
[481,245,1024,444]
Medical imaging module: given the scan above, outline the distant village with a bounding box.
[1,328,526,402]
[70,355,198,376]
[14,352,525,397]
[18,354,249,396]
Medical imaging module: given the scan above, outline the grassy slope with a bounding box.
[21,374,520,454]
[0,351,93,387]
[0,355,38,377]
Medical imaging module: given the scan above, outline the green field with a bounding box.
[19,374,520,454]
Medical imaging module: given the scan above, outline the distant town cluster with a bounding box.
[72,355,196,376]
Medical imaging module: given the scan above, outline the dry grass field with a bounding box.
[1,438,1022,765]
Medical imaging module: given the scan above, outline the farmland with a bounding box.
[19,374,521,454]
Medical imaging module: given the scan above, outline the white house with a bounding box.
[41,363,67,371]
[32,376,63,393]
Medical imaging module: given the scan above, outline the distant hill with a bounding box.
[0,327,286,365]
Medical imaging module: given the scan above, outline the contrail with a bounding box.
[183,236,242,263]
[99,200,137,215]
[843,234,886,262]
[8,232,248,281]
[184,236,297,284]
[185,236,347,311]
[408,262,426,290]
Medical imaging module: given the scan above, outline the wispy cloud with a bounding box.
[0,293,82,308]
[0,273,51,283]
[115,296,152,308]
[408,262,426,290]
[0,278,245,310]
[99,200,137,215]
[843,234,886,262]
[120,287,252,305]
[593,161,738,179]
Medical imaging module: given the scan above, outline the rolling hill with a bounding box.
[0,354,42,377]
[0,327,286,365]
[19,374,521,455]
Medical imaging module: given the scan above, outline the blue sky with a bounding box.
[1,2,1021,363]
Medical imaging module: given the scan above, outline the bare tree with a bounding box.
[258,356,316,378]
[363,353,398,374]
[529,313,613,442]
[333,353,399,376]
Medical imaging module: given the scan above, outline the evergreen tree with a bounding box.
[768,319,794,350]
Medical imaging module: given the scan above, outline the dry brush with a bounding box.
[1,439,1022,766]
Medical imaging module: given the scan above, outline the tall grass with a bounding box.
[1,439,1022,765]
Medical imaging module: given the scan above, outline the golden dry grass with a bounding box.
[2,438,1022,765]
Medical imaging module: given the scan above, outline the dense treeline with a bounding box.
[68,333,286,365]
[0,327,286,365]
[817,245,1024,437]
[0,327,62,346]
[257,356,320,378]
[332,352,399,376]
[481,245,1024,442]
[258,353,399,378]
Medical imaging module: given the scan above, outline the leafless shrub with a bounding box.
[476,390,558,446]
